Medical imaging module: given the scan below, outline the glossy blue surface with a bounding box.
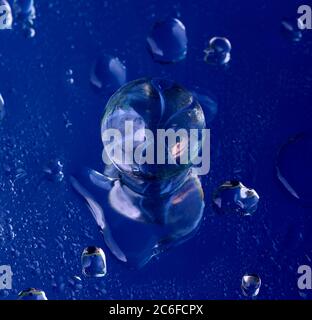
[0,0,311,300]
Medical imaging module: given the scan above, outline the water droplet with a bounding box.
[281,18,303,42]
[90,54,126,91]
[241,274,261,297]
[81,246,107,278]
[212,181,259,216]
[147,17,188,63]
[43,159,64,182]
[276,132,312,205]
[0,1,13,29]
[204,37,231,65]
[13,0,36,37]
[18,288,48,300]
[101,78,206,182]
[0,93,5,120]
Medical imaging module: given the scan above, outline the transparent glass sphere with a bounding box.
[101,78,207,182]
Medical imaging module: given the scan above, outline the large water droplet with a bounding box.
[241,274,261,297]
[276,132,312,205]
[90,54,127,91]
[147,17,188,63]
[212,181,259,216]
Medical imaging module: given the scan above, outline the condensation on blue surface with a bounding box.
[0,0,311,300]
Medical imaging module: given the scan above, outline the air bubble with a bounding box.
[43,160,64,182]
[147,17,188,63]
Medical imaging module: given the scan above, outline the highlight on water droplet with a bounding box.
[241,274,261,297]
[90,54,127,91]
[147,17,188,63]
[0,93,5,120]
[212,181,259,216]
[281,18,303,42]
[81,246,107,278]
[276,132,312,206]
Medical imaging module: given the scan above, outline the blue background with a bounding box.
[0,0,312,300]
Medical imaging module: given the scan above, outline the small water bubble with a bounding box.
[281,18,303,42]
[24,26,35,38]
[241,274,261,297]
[204,37,232,65]
[147,17,188,63]
[81,246,107,278]
[212,181,259,216]
[18,288,48,300]
[90,54,126,91]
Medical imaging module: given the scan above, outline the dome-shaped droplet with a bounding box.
[81,246,107,278]
[204,37,231,65]
[212,181,259,216]
[241,274,261,297]
[147,17,188,63]
[18,288,48,300]
[90,54,127,91]
[276,132,312,205]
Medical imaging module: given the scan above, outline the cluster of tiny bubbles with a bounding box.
[212,181,260,216]
[281,18,304,42]
[43,159,64,182]
[0,93,5,120]
[0,0,13,29]
[241,274,261,298]
[204,37,232,66]
[81,246,107,278]
[17,288,48,300]
[13,0,36,38]
[90,53,127,92]
[276,132,312,206]
[147,17,188,63]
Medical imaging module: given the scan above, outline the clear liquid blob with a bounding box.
[212,181,259,216]
[71,78,207,267]
[281,18,303,42]
[90,54,127,91]
[241,274,261,298]
[81,246,107,278]
[147,17,188,63]
[18,288,48,300]
[0,1,13,29]
[204,37,231,66]
[276,132,312,206]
